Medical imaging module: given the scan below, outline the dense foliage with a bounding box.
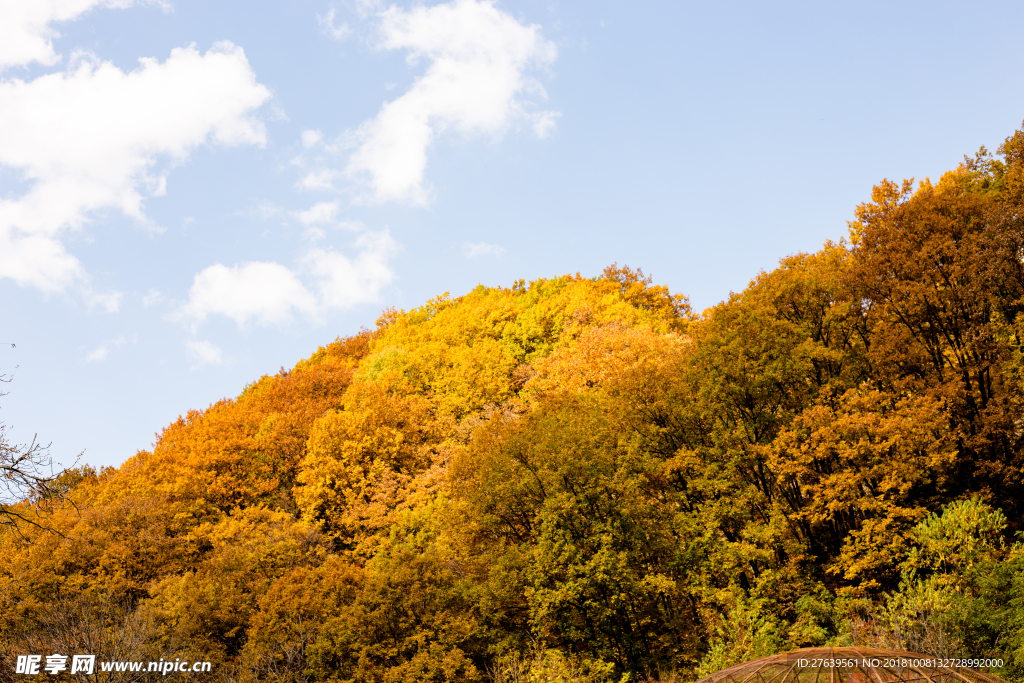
[5,124,1024,682]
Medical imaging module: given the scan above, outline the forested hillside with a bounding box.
[5,125,1024,682]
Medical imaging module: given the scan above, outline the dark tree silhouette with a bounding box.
[0,370,76,536]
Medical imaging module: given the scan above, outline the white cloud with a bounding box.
[303,230,398,309]
[463,241,505,258]
[298,168,337,191]
[185,338,223,367]
[354,0,384,19]
[87,289,124,313]
[303,226,327,243]
[84,333,132,363]
[0,0,138,70]
[532,110,561,138]
[317,8,352,40]
[0,42,271,294]
[294,201,338,242]
[345,0,558,205]
[250,201,285,221]
[142,288,163,306]
[175,230,397,329]
[294,201,340,225]
[292,202,366,241]
[301,128,323,148]
[176,261,318,328]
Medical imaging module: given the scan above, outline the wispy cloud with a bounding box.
[142,289,164,307]
[185,338,223,367]
[297,168,337,192]
[301,129,324,148]
[293,201,340,226]
[291,201,366,241]
[85,334,133,363]
[463,241,506,258]
[317,8,352,40]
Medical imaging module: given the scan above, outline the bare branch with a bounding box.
[0,372,78,537]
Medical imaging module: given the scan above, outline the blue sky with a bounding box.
[3,0,1024,470]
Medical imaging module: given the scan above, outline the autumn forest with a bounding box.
[5,124,1024,682]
